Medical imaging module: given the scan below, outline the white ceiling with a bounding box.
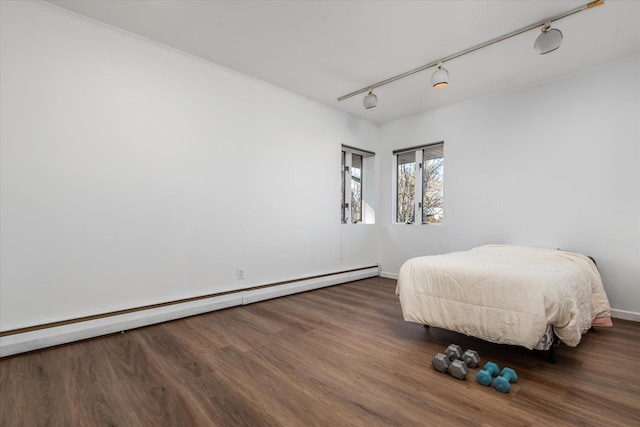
[46,0,640,124]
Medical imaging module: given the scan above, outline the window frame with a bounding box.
[393,141,444,225]
[341,145,375,224]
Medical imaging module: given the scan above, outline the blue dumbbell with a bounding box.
[476,361,500,386]
[493,367,518,393]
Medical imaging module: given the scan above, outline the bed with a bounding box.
[396,245,612,353]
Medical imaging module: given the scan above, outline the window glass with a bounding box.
[341,151,346,223]
[351,154,362,223]
[397,151,416,223]
[422,146,444,224]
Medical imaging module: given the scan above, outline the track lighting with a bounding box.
[363,90,377,109]
[534,22,563,54]
[338,0,605,109]
[431,63,449,88]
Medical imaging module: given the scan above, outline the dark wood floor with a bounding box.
[1,277,639,426]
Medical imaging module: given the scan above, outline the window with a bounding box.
[341,145,375,224]
[394,142,444,224]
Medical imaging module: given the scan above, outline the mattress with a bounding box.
[396,245,612,349]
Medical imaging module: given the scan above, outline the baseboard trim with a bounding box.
[611,309,640,322]
[0,266,379,358]
[243,267,379,305]
[380,271,398,280]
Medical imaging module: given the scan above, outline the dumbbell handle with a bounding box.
[476,362,500,386]
[492,368,518,393]
[476,369,494,386]
[493,375,514,393]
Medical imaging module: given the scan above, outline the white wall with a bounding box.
[2,1,638,336]
[0,1,378,331]
[378,55,640,315]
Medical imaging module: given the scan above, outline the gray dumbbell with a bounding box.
[445,344,463,361]
[431,353,450,373]
[448,359,469,380]
[462,349,481,368]
[434,345,478,380]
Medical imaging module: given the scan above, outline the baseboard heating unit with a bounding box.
[0,265,379,357]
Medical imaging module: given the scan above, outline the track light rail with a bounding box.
[337,0,604,102]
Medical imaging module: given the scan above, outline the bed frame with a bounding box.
[423,323,560,363]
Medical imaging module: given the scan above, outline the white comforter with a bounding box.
[396,245,612,349]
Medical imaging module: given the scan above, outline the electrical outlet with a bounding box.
[237,268,245,280]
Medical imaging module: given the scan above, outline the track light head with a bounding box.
[534,22,563,54]
[363,90,377,109]
[431,63,449,88]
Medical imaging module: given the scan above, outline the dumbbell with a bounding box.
[493,367,518,393]
[447,345,481,368]
[432,354,470,380]
[448,359,469,380]
[432,345,477,380]
[462,349,480,368]
[431,353,451,373]
[476,361,500,386]
[449,348,480,380]
[432,344,463,373]
[445,344,463,361]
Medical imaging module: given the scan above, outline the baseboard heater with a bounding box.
[0,265,379,358]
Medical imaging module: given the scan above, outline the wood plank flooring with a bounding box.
[1,277,639,426]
